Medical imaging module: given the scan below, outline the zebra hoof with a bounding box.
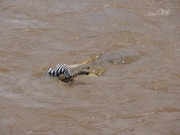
[84,71,89,75]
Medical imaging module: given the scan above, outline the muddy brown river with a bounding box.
[0,0,180,135]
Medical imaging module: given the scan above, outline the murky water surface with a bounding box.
[0,0,180,134]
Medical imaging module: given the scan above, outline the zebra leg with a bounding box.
[70,70,89,78]
[78,70,89,75]
[58,69,89,83]
[65,70,89,79]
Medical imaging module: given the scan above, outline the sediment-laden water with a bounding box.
[0,0,180,134]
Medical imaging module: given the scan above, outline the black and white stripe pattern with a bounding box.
[47,63,89,80]
[47,63,73,79]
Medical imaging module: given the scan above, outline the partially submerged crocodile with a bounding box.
[69,48,141,75]
[47,48,141,83]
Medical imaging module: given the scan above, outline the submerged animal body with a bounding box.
[47,63,89,83]
[46,48,140,83]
